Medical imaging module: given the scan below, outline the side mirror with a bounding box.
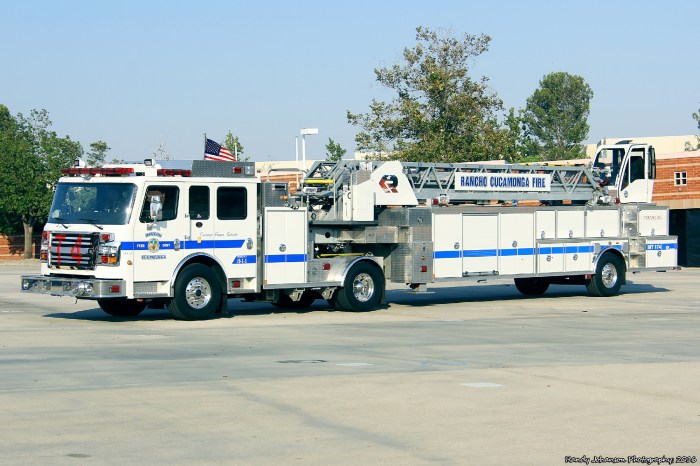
[149,195,163,221]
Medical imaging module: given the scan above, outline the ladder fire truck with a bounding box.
[21,142,677,320]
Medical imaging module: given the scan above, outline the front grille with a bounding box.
[49,232,99,270]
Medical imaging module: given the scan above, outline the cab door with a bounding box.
[186,183,216,262]
[132,182,186,285]
[619,146,654,203]
[213,183,258,291]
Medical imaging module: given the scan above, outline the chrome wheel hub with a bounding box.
[185,277,211,309]
[352,273,374,303]
[601,263,618,289]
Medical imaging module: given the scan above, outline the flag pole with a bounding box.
[203,133,207,159]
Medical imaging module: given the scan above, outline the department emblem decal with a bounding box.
[148,238,160,252]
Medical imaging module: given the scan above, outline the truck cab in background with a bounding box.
[593,142,656,204]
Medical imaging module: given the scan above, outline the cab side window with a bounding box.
[217,187,247,220]
[189,186,210,220]
[140,185,179,223]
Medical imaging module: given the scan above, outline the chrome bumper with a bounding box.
[21,275,126,299]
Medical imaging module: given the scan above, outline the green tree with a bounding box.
[86,140,110,166]
[686,106,700,151]
[0,106,82,257]
[325,138,347,161]
[223,131,246,161]
[347,26,511,163]
[520,72,593,160]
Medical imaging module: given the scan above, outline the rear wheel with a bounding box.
[334,262,384,312]
[514,277,550,296]
[587,253,625,297]
[98,299,147,317]
[168,264,222,320]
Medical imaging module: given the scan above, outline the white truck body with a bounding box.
[21,143,678,320]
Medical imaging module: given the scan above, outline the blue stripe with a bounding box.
[233,255,257,264]
[264,254,308,263]
[434,250,460,259]
[122,239,246,251]
[435,248,537,259]
[499,248,535,256]
[463,249,498,258]
[121,242,145,251]
[601,244,623,252]
[184,239,246,249]
[646,243,677,251]
[538,245,595,255]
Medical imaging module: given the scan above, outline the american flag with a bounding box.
[204,138,236,162]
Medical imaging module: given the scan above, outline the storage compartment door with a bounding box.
[586,209,621,238]
[537,243,564,274]
[535,210,556,240]
[433,214,462,278]
[499,212,535,275]
[461,214,498,276]
[263,208,307,285]
[557,210,585,239]
[564,242,593,273]
[645,238,678,268]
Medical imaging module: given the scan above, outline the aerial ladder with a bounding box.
[300,141,657,217]
[300,159,608,221]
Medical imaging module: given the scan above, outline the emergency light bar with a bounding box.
[62,167,135,176]
[157,169,192,177]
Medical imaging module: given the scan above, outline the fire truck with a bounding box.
[21,142,677,320]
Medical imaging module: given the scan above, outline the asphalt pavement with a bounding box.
[1,263,698,465]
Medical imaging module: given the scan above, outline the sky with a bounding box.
[1,0,698,163]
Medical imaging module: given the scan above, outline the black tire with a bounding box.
[334,262,384,312]
[272,291,317,309]
[168,264,222,320]
[587,253,625,297]
[514,277,550,296]
[98,299,147,317]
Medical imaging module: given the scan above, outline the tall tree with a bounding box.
[347,26,511,163]
[325,138,347,161]
[86,140,110,166]
[520,72,593,160]
[0,107,82,257]
[223,131,246,161]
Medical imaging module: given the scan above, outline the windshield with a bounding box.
[593,147,624,186]
[48,183,137,226]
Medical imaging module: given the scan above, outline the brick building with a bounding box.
[653,149,700,266]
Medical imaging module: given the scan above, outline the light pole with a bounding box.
[300,128,319,170]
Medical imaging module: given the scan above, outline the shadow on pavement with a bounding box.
[42,282,669,321]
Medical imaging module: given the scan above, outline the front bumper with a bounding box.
[21,275,127,299]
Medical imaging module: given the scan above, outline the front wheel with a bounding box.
[168,264,222,320]
[334,262,384,312]
[98,299,147,317]
[587,253,625,297]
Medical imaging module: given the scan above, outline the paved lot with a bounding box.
[1,263,699,465]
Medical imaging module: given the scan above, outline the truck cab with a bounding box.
[593,142,656,203]
[21,160,261,320]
